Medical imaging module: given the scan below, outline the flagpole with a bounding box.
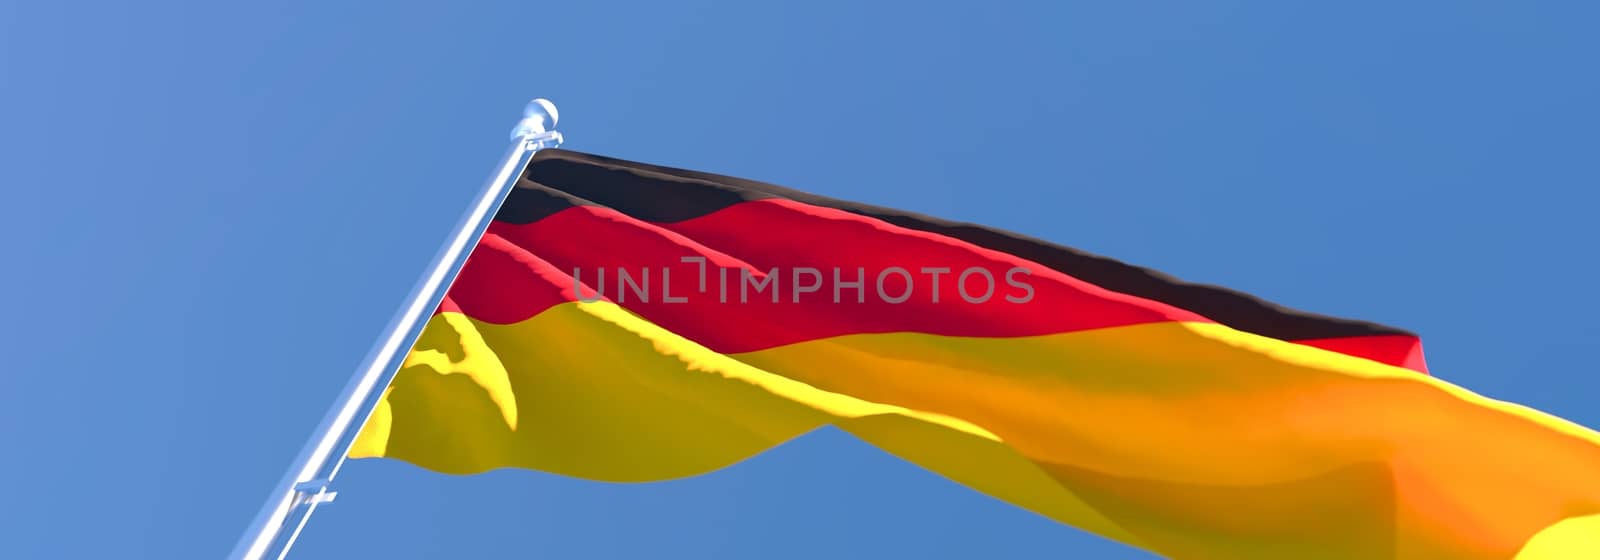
[229,99,564,560]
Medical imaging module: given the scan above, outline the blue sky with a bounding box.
[3,1,1598,558]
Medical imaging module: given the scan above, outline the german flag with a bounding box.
[350,149,1600,559]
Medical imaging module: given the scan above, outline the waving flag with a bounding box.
[349,149,1600,559]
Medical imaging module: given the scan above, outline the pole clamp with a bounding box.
[292,479,338,506]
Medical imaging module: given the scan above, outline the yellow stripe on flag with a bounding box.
[352,301,1600,559]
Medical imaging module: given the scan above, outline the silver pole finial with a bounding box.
[510,98,564,148]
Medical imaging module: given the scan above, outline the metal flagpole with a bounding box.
[229,99,565,560]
